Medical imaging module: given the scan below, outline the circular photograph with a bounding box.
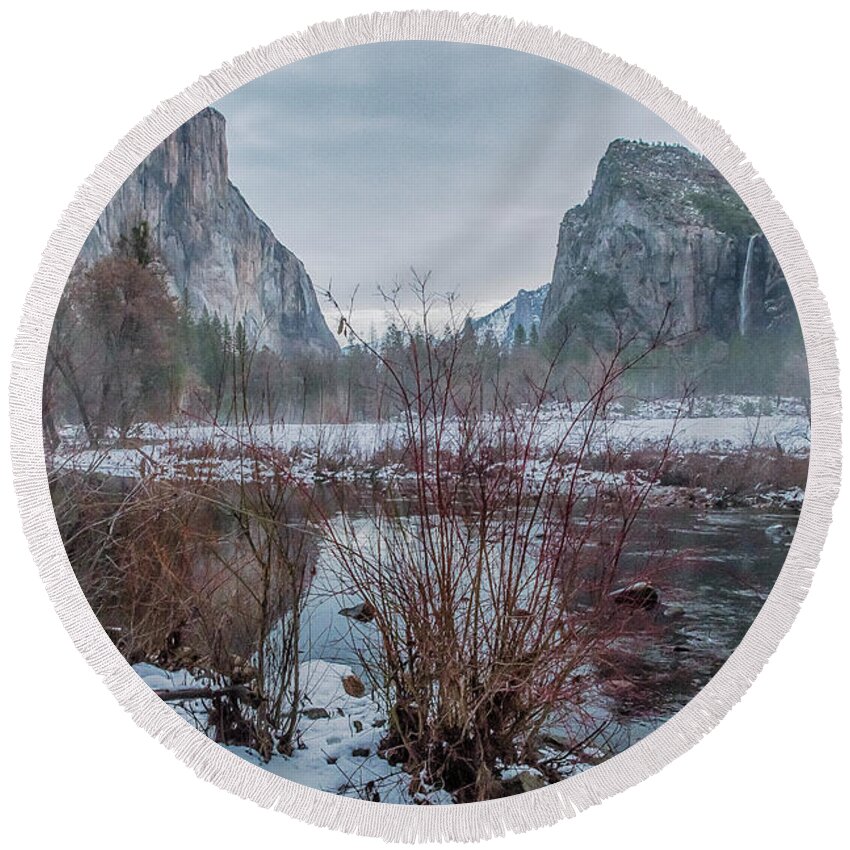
[44,41,809,805]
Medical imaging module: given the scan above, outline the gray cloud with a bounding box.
[214,41,688,331]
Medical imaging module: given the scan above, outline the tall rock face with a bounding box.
[78,108,338,357]
[543,140,795,343]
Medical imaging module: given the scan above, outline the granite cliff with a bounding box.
[78,107,338,357]
[543,140,794,343]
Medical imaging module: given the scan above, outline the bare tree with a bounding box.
[45,247,182,446]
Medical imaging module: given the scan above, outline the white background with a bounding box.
[1,2,846,846]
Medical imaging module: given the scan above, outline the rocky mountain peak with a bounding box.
[473,283,550,347]
[544,140,792,342]
[77,107,338,357]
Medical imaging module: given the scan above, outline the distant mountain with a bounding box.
[473,283,550,347]
[543,140,794,342]
[77,108,338,357]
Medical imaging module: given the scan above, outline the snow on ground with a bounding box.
[134,659,445,803]
[51,395,810,485]
[134,657,595,802]
[132,663,216,727]
[605,394,808,420]
[594,413,808,452]
[233,660,436,802]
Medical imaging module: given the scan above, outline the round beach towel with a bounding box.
[10,11,839,841]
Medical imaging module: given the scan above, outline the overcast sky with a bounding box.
[215,41,688,334]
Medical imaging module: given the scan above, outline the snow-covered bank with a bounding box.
[134,657,603,803]
[606,394,808,420]
[134,659,446,803]
[51,404,809,485]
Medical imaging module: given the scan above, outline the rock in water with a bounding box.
[765,523,793,542]
[663,604,686,620]
[502,770,547,795]
[610,581,660,611]
[540,731,572,752]
[339,601,377,623]
[77,108,338,358]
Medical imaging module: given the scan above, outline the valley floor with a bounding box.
[51,395,809,495]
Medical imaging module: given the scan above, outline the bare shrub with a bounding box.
[317,274,679,801]
[656,448,808,495]
[50,472,213,664]
[51,425,318,759]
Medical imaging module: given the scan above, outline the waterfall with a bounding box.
[738,234,758,337]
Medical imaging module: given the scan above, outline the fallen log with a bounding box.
[153,685,253,702]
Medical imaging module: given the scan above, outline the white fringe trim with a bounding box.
[8,9,841,842]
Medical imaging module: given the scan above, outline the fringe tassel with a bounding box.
[8,9,841,842]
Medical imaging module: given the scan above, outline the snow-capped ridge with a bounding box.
[473,283,550,347]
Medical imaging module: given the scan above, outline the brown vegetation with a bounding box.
[588,445,808,500]
[314,276,679,801]
[50,454,319,759]
[45,238,182,447]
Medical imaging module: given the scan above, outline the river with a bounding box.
[297,504,795,759]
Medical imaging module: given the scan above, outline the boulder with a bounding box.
[765,523,792,542]
[502,770,547,795]
[610,581,660,611]
[339,601,377,623]
[342,673,366,697]
[663,604,686,620]
[540,731,572,752]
